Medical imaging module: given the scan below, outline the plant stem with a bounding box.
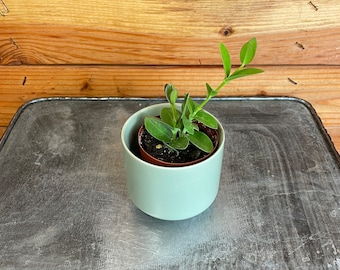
[192,63,246,116]
[193,76,230,116]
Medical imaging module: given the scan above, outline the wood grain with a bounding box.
[0,1,340,65]
[1,25,339,66]
[1,65,340,152]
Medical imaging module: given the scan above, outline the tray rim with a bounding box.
[1,96,339,164]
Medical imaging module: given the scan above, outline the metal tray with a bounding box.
[1,97,339,269]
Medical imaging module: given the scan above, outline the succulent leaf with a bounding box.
[187,130,214,153]
[161,107,180,127]
[229,68,264,81]
[182,115,198,135]
[206,83,218,98]
[164,84,178,104]
[168,136,189,150]
[144,116,173,143]
[240,37,257,66]
[220,43,231,77]
[194,111,218,129]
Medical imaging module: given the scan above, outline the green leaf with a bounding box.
[170,87,178,104]
[168,136,189,150]
[206,83,218,98]
[164,84,172,103]
[220,43,231,77]
[194,110,218,129]
[228,68,264,81]
[187,96,196,114]
[240,38,257,66]
[182,94,197,119]
[182,115,198,135]
[161,107,179,127]
[181,94,189,117]
[164,84,177,104]
[187,130,214,153]
[144,116,174,143]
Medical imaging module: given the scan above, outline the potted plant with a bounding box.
[121,38,263,220]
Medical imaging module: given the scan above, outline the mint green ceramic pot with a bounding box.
[121,103,225,221]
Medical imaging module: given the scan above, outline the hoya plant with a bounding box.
[144,38,264,153]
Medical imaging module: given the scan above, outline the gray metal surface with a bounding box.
[0,97,339,269]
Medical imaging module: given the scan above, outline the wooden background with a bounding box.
[1,0,340,151]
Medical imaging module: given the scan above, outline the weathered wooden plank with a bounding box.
[1,0,339,65]
[0,127,5,137]
[1,25,339,65]
[0,65,339,117]
[1,65,340,151]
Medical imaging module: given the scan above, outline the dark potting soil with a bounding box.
[140,126,218,164]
